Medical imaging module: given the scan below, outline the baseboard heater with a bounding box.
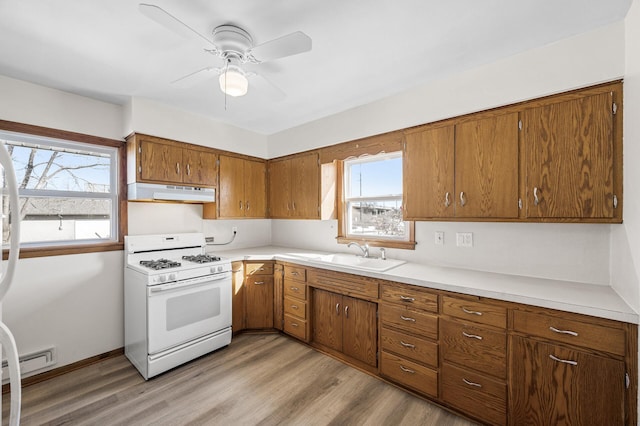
[1,347,56,382]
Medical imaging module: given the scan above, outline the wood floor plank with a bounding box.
[3,334,477,425]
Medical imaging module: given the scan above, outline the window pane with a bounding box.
[348,156,402,197]
[8,143,111,193]
[2,197,112,244]
[348,200,405,238]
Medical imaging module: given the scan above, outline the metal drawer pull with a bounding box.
[400,315,416,322]
[400,365,415,374]
[549,326,578,337]
[290,322,299,328]
[400,295,415,302]
[462,331,483,340]
[290,286,299,291]
[549,354,577,366]
[336,303,340,315]
[345,305,349,318]
[462,378,482,388]
[400,341,415,349]
[291,305,299,310]
[462,307,483,316]
[254,281,265,285]
[291,271,299,276]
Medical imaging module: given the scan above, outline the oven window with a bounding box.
[166,287,221,331]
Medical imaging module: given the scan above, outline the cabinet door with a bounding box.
[182,149,217,186]
[455,113,519,218]
[231,261,245,333]
[342,296,377,367]
[244,159,267,218]
[403,126,455,219]
[290,153,320,219]
[219,155,245,218]
[523,92,615,218]
[139,140,183,183]
[268,159,291,218]
[510,336,624,426]
[312,289,343,352]
[245,275,274,329]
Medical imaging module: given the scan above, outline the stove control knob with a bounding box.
[168,273,177,281]
[159,275,167,283]
[217,266,224,272]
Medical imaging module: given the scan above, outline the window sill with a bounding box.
[336,236,416,250]
[3,241,124,260]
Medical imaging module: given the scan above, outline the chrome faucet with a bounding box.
[347,242,370,258]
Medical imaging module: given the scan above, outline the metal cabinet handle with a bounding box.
[254,281,265,285]
[462,307,483,316]
[291,271,299,276]
[400,341,416,349]
[186,163,191,176]
[336,303,340,315]
[444,192,451,207]
[460,191,466,207]
[534,187,540,206]
[290,286,299,291]
[400,315,416,322]
[344,305,349,318]
[550,354,577,366]
[549,326,578,337]
[462,331,483,340]
[246,201,249,211]
[290,305,299,310]
[400,295,415,302]
[290,322,299,328]
[462,378,482,388]
[292,201,296,210]
[176,163,180,174]
[239,201,243,210]
[400,365,415,374]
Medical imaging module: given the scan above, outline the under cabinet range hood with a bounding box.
[128,182,216,203]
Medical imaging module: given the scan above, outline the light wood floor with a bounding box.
[3,333,477,425]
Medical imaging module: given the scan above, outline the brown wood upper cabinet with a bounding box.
[404,112,519,219]
[522,87,619,220]
[217,155,267,219]
[127,134,217,187]
[268,152,320,219]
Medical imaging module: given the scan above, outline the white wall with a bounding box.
[125,97,268,158]
[267,22,627,286]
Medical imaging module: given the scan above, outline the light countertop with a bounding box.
[213,246,638,324]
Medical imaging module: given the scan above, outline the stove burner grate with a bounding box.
[140,258,181,270]
[182,254,221,264]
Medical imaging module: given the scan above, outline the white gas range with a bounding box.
[124,233,232,380]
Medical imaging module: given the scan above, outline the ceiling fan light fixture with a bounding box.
[219,67,248,97]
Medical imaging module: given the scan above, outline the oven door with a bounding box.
[147,272,232,355]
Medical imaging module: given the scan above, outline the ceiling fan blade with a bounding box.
[249,31,312,62]
[139,3,214,47]
[171,67,221,88]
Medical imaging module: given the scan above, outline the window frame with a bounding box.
[0,120,126,259]
[336,152,416,250]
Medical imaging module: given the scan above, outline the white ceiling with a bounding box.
[0,1,632,135]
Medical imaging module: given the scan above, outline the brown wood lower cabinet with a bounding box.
[510,335,625,426]
[244,261,274,329]
[312,288,377,367]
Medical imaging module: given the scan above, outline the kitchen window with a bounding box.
[338,152,415,249]
[0,122,126,258]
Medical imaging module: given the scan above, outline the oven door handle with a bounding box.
[149,273,231,295]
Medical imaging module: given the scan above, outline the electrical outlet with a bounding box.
[456,232,473,247]
[435,231,444,245]
[232,226,238,233]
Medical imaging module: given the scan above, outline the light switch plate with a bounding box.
[435,231,444,245]
[456,232,473,247]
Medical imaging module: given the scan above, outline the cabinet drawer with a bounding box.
[284,265,306,282]
[442,363,507,426]
[245,275,273,286]
[284,280,307,300]
[307,269,378,300]
[380,304,438,340]
[245,262,274,276]
[284,296,307,320]
[512,310,626,356]
[442,296,507,329]
[380,351,438,398]
[440,319,506,379]
[380,282,438,313]
[283,314,307,341]
[380,327,438,368]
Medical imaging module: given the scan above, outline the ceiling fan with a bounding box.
[139,3,312,98]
